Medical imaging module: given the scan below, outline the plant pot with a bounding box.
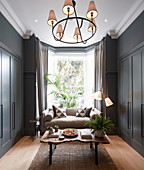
[94,130,104,138]
[49,130,53,135]
[55,129,58,132]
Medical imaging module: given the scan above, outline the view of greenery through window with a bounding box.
[57,60,84,107]
[46,60,84,108]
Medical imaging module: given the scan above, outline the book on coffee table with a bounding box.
[80,129,92,139]
[43,131,59,138]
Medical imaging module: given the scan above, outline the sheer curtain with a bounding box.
[36,39,48,117]
[84,49,94,107]
[94,39,106,114]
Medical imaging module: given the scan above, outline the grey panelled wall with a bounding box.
[117,12,144,58]
[24,35,36,136]
[118,11,144,156]
[0,13,23,158]
[105,35,118,134]
[0,13,23,57]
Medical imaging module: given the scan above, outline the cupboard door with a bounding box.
[11,57,22,139]
[142,50,144,145]
[15,58,22,137]
[0,49,2,148]
[1,50,11,148]
[119,57,132,137]
[132,52,142,145]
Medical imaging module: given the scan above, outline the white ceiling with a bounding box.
[4,0,141,47]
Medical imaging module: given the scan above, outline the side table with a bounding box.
[29,118,40,138]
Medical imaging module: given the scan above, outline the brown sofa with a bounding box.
[41,108,101,133]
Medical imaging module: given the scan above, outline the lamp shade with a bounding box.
[88,19,97,32]
[56,24,64,38]
[63,0,74,15]
[105,97,113,107]
[86,1,98,19]
[92,91,102,100]
[47,10,57,26]
[73,27,81,40]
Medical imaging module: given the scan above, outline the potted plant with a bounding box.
[54,125,59,132]
[48,127,53,135]
[85,115,114,138]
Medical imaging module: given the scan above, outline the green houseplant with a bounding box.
[45,73,83,108]
[54,125,59,132]
[48,127,53,135]
[85,115,114,137]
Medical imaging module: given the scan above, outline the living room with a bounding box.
[0,0,144,169]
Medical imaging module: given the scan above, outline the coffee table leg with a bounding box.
[95,143,98,165]
[49,143,52,165]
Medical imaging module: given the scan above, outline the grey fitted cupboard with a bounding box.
[119,46,144,156]
[0,47,22,158]
[119,57,132,138]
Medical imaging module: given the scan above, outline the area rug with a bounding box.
[28,142,117,170]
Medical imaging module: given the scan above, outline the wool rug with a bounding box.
[28,142,117,170]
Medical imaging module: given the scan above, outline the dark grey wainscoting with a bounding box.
[23,35,36,136]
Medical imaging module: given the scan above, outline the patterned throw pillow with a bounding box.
[76,109,86,117]
[55,107,66,118]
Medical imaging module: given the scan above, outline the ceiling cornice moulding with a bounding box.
[113,0,144,39]
[0,0,143,43]
[0,0,26,37]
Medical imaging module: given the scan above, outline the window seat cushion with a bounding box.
[45,116,90,129]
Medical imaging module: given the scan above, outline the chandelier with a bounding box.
[47,0,98,44]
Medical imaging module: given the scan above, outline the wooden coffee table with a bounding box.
[40,129,109,165]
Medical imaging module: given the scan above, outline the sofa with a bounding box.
[41,107,101,133]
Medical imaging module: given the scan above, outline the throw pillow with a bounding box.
[76,109,86,117]
[90,108,101,119]
[85,107,92,117]
[45,110,54,121]
[52,105,57,117]
[55,107,66,118]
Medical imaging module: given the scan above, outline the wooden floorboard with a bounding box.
[103,136,144,170]
[0,135,144,170]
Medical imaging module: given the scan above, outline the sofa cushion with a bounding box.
[76,109,86,117]
[45,116,90,129]
[66,108,77,116]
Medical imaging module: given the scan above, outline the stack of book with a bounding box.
[80,129,92,139]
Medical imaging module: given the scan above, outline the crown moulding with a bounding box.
[109,0,144,39]
[0,0,26,37]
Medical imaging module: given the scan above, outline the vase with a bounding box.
[94,130,104,138]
